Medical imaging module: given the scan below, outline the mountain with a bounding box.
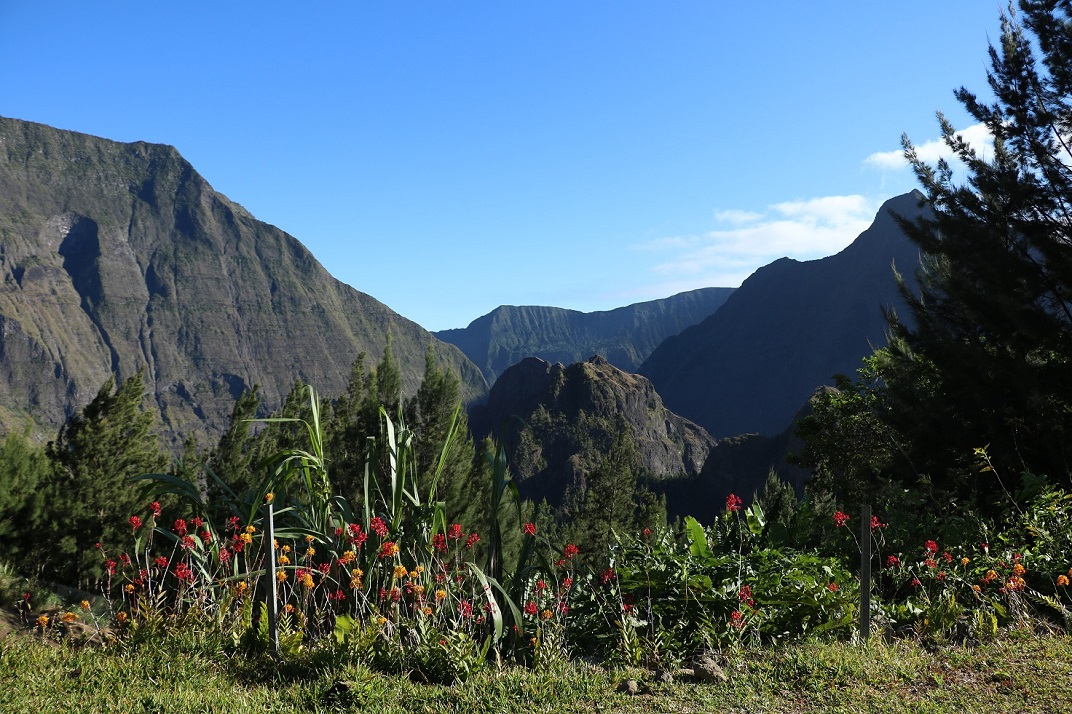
[434,287,734,385]
[0,116,487,444]
[639,192,927,438]
[469,355,715,507]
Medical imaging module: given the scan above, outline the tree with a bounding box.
[886,0,1072,495]
[41,369,169,586]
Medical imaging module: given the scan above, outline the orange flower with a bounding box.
[1012,563,1026,576]
[36,615,49,628]
[276,569,288,583]
[1057,574,1070,587]
[541,609,553,620]
[116,611,128,623]
[300,572,315,589]
[61,612,78,623]
[79,600,91,610]
[393,565,408,579]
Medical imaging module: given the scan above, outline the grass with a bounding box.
[2,628,1069,713]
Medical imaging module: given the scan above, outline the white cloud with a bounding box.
[865,122,994,170]
[636,194,881,290]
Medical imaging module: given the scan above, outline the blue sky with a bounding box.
[1,1,1003,331]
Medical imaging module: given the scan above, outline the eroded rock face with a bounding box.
[0,116,486,444]
[470,355,715,505]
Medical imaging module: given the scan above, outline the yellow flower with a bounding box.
[62,611,78,623]
[239,532,253,545]
[276,569,288,583]
[413,585,425,595]
[300,573,315,589]
[340,550,356,565]
[530,637,538,646]
[233,582,248,596]
[1012,563,1026,576]
[435,589,446,602]
[305,547,316,558]
[408,570,420,579]
[422,606,433,616]
[245,525,256,535]
[124,584,135,594]
[985,569,998,582]
[1057,574,1070,587]
[350,578,362,589]
[79,600,91,610]
[304,534,315,543]
[116,611,129,623]
[282,545,291,553]
[376,616,387,626]
[960,557,970,566]
[265,492,274,503]
[541,609,553,620]
[351,568,364,578]
[393,565,408,579]
[36,615,49,628]
[273,539,280,550]
[284,604,295,614]
[277,554,291,566]
[972,584,982,593]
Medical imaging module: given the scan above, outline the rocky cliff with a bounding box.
[435,288,734,384]
[0,116,486,444]
[469,355,715,505]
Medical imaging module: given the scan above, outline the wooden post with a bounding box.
[859,504,871,643]
[266,500,280,657]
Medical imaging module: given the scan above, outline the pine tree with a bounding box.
[42,369,169,586]
[879,1,1072,497]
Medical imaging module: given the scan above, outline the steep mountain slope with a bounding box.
[639,192,927,438]
[435,287,734,384]
[0,116,486,443]
[469,355,715,506]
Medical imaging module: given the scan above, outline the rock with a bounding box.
[616,679,640,696]
[690,655,728,682]
[654,669,674,685]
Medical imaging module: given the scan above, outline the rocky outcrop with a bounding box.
[470,355,715,505]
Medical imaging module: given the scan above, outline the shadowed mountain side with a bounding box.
[435,288,735,385]
[0,116,487,444]
[469,356,715,507]
[639,191,927,438]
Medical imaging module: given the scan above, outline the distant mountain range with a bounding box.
[0,116,932,518]
[0,116,485,444]
[434,288,734,384]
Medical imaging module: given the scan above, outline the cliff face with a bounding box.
[0,116,486,443]
[639,192,927,438]
[435,287,734,384]
[470,355,715,505]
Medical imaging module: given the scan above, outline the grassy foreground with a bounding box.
[2,630,1070,713]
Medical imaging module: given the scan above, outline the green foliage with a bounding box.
[37,369,169,586]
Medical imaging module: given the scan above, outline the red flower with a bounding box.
[524,601,538,616]
[833,511,849,527]
[642,528,652,538]
[562,577,573,590]
[739,584,753,603]
[448,523,463,540]
[227,516,240,532]
[154,556,168,569]
[318,561,331,574]
[379,541,400,559]
[911,578,921,588]
[149,501,161,517]
[563,544,579,559]
[119,553,131,566]
[370,517,388,538]
[459,600,473,618]
[191,517,203,528]
[465,532,480,548]
[179,535,196,550]
[942,551,953,563]
[173,562,194,583]
[730,609,744,629]
[522,523,537,537]
[601,568,616,585]
[870,515,885,531]
[924,540,938,554]
[104,559,117,575]
[827,582,838,592]
[173,519,188,536]
[536,580,548,592]
[432,533,447,553]
[937,571,946,581]
[219,547,232,564]
[199,530,212,543]
[129,515,142,531]
[886,555,899,568]
[726,493,743,513]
